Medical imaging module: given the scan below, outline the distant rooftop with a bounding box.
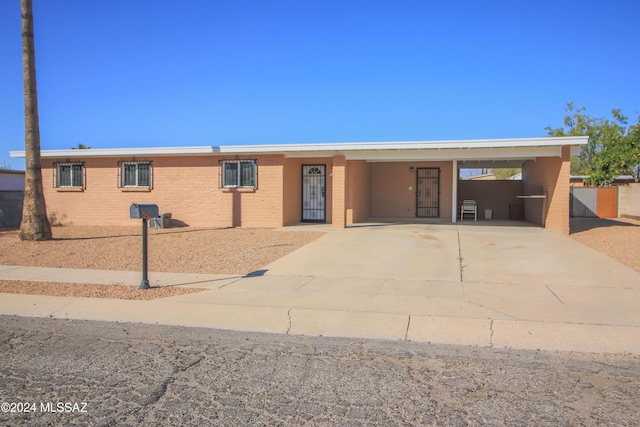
[0,168,25,174]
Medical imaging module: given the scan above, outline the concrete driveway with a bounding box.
[2,222,639,353]
[270,223,463,281]
[267,222,637,288]
[211,222,640,352]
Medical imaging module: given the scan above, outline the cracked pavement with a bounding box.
[1,315,639,426]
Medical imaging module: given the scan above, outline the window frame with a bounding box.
[118,161,153,189]
[219,159,257,189]
[54,162,85,189]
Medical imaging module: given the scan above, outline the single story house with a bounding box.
[10,136,588,234]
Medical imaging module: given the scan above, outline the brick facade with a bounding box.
[370,162,453,219]
[522,146,571,234]
[38,143,575,233]
[346,160,370,225]
[331,156,347,228]
[41,155,286,228]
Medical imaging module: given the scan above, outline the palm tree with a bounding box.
[19,0,51,241]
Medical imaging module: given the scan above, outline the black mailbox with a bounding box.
[130,203,159,219]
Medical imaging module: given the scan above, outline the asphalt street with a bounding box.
[0,315,638,426]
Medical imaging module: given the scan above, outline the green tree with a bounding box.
[613,118,640,182]
[19,0,52,241]
[71,143,91,149]
[492,168,521,180]
[546,103,639,185]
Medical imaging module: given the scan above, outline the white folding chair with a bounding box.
[460,200,477,221]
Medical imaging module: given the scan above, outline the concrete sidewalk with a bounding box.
[1,224,639,354]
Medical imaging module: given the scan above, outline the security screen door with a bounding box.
[416,167,440,217]
[302,165,326,222]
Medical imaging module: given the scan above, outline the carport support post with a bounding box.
[451,160,458,223]
[140,217,150,290]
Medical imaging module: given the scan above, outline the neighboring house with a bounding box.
[507,172,522,180]
[570,175,636,187]
[0,169,25,191]
[10,136,588,234]
[0,169,25,227]
[467,173,497,180]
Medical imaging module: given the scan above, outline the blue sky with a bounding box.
[1,0,639,170]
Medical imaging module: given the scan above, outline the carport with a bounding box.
[314,136,588,235]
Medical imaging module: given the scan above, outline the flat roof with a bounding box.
[9,136,588,160]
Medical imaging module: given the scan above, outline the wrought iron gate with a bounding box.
[302,165,326,222]
[416,167,440,218]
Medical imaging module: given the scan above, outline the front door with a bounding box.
[302,165,326,222]
[416,167,440,217]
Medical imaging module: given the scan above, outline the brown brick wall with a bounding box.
[370,162,453,218]
[331,156,347,228]
[41,154,285,228]
[346,160,371,224]
[521,146,571,234]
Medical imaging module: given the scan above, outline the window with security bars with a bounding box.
[119,161,152,188]
[55,163,84,188]
[220,160,257,188]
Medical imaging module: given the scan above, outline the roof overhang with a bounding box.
[458,159,530,168]
[9,136,588,162]
[221,136,586,157]
[9,146,218,158]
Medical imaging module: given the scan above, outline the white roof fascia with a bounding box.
[10,146,218,158]
[10,136,588,159]
[285,146,562,162]
[459,159,531,168]
[220,136,588,154]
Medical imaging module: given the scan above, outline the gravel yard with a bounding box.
[569,217,640,272]
[0,226,325,300]
[0,219,638,300]
[0,280,204,300]
[0,226,326,275]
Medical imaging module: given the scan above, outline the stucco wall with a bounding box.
[457,180,523,220]
[41,154,285,227]
[521,146,571,234]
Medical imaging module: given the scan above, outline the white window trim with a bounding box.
[119,161,153,189]
[55,162,84,189]
[220,159,257,189]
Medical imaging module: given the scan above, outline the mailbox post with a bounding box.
[130,203,159,290]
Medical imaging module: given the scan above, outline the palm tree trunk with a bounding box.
[19,0,52,241]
